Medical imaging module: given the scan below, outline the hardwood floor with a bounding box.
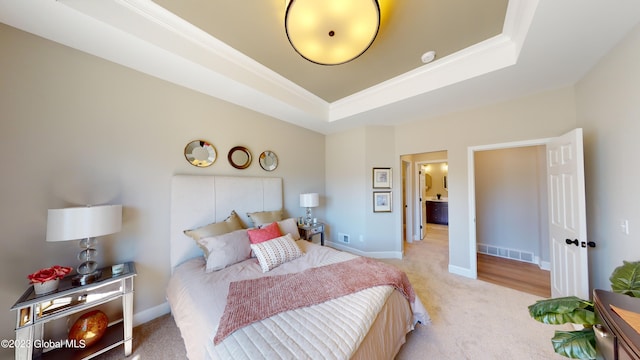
[423,223,551,298]
[477,253,551,298]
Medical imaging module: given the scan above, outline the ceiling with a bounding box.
[1,1,640,134]
[153,0,508,102]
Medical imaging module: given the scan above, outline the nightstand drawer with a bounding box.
[35,281,124,322]
[308,226,322,235]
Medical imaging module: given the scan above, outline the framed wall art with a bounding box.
[372,167,392,189]
[373,191,392,213]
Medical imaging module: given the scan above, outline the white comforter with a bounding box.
[167,241,428,360]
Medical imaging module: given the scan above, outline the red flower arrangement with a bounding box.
[28,265,72,284]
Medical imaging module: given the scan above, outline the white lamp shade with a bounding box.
[46,205,122,242]
[300,193,319,208]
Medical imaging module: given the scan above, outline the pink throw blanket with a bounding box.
[213,257,416,344]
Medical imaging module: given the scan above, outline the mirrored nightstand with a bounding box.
[10,262,136,359]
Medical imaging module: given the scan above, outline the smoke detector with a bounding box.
[421,50,436,64]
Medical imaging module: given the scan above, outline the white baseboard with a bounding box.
[539,260,551,271]
[449,264,476,279]
[133,301,171,327]
[326,241,403,259]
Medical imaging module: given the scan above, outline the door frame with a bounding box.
[402,160,413,244]
[467,137,551,278]
[415,159,448,241]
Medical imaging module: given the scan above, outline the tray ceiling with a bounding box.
[2,1,640,134]
[154,0,508,102]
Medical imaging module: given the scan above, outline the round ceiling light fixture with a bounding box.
[421,50,436,64]
[285,0,380,65]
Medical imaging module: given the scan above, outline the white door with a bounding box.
[547,128,589,299]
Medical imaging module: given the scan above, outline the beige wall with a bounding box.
[395,87,578,275]
[325,127,367,249]
[364,126,398,252]
[326,87,577,268]
[474,146,548,264]
[576,23,640,291]
[325,126,399,255]
[0,23,325,354]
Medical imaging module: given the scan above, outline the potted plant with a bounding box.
[528,260,640,359]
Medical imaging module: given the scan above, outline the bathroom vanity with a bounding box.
[426,200,448,225]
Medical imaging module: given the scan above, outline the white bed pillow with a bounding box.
[201,229,251,272]
[250,233,303,273]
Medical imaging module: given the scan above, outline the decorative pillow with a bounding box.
[247,221,281,244]
[198,229,251,272]
[276,217,301,241]
[223,210,246,230]
[250,234,303,273]
[247,210,283,227]
[200,229,251,272]
[183,211,245,256]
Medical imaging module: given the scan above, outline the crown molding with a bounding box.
[0,0,537,134]
[329,0,538,123]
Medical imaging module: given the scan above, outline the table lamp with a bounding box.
[46,204,122,285]
[299,193,319,225]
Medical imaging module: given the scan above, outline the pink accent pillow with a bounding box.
[247,222,281,244]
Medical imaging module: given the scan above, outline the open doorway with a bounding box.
[470,141,551,297]
[400,151,449,250]
[420,161,449,241]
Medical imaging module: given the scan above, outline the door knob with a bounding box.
[565,239,579,246]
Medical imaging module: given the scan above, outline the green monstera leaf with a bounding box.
[551,329,597,359]
[610,260,640,297]
[529,260,640,359]
[528,296,595,326]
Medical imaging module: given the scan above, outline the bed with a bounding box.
[166,175,429,360]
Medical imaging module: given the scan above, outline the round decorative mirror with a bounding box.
[184,140,216,167]
[228,146,252,169]
[259,150,278,171]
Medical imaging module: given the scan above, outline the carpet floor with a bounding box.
[95,224,566,359]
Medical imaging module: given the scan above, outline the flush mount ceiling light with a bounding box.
[285,0,380,65]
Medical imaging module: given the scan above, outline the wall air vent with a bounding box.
[338,233,350,244]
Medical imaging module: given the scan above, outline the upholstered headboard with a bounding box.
[170,175,283,270]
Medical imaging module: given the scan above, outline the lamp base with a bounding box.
[305,207,313,225]
[72,270,102,286]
